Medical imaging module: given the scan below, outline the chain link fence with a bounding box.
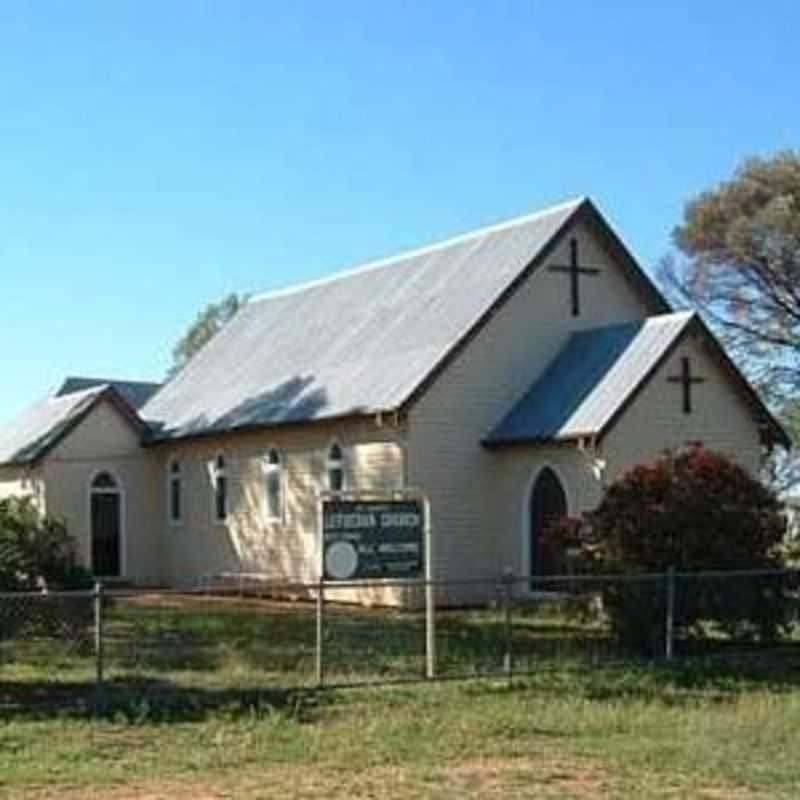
[1,568,799,714]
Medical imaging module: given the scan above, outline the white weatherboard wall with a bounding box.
[158,416,406,600]
[42,399,163,581]
[599,330,764,481]
[489,446,605,578]
[407,219,661,588]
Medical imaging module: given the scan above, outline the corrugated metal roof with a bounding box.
[57,377,161,410]
[485,311,695,445]
[0,377,156,467]
[141,198,586,439]
[0,386,106,466]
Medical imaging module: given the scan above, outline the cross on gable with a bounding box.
[547,238,602,317]
[668,356,706,414]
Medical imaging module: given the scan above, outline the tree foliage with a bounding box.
[0,496,90,592]
[169,293,244,378]
[550,446,791,651]
[661,152,800,482]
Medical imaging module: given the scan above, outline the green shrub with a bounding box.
[548,445,791,653]
[0,496,91,591]
[0,497,93,640]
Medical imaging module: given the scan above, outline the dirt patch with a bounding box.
[5,765,420,800]
[1,758,759,800]
[116,592,316,614]
[442,755,616,798]
[11,757,615,800]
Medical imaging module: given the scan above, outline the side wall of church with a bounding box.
[42,400,164,581]
[406,218,661,592]
[156,417,407,603]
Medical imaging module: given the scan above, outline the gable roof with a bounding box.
[484,311,791,449]
[141,197,668,441]
[56,377,161,410]
[485,312,695,445]
[0,381,149,467]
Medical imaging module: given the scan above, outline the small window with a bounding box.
[92,471,117,490]
[263,448,282,521]
[326,442,345,492]
[212,453,228,522]
[168,460,183,524]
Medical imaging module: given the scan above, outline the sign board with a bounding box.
[320,497,425,581]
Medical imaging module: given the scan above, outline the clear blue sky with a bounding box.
[1,1,798,422]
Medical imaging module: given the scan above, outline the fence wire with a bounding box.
[0,568,799,714]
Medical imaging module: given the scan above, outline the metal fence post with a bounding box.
[425,577,436,680]
[424,498,435,680]
[665,566,676,661]
[315,576,325,688]
[502,569,514,683]
[93,581,106,715]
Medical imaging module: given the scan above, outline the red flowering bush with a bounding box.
[563,445,789,651]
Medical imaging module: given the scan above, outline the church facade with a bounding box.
[0,198,788,601]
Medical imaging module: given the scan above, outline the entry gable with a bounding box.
[47,389,147,462]
[0,384,147,467]
[483,312,788,451]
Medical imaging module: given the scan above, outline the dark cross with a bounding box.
[548,238,602,316]
[668,356,706,414]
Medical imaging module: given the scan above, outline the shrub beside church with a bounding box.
[549,445,791,652]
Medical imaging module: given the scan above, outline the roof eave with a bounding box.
[685,316,792,452]
[481,433,590,449]
[0,456,36,469]
[142,406,400,447]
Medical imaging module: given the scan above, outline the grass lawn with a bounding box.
[1,593,800,798]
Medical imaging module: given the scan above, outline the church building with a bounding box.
[0,197,789,599]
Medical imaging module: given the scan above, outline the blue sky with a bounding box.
[1,1,798,421]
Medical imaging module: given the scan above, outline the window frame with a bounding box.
[262,447,284,523]
[326,440,347,493]
[87,468,126,578]
[167,459,183,527]
[211,452,228,524]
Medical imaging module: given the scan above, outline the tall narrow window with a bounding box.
[212,453,228,522]
[89,471,123,577]
[326,442,345,492]
[263,448,282,521]
[168,460,183,524]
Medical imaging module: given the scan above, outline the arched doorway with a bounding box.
[90,471,123,577]
[528,467,567,576]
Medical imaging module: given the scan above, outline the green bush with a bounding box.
[549,445,791,653]
[0,497,93,641]
[0,496,91,591]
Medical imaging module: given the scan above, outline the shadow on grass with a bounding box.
[0,675,327,723]
[3,595,800,721]
[506,646,800,707]
[3,644,800,723]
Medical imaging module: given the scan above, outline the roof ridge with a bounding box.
[248,196,588,305]
[62,375,161,386]
[49,384,108,402]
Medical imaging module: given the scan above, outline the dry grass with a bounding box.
[2,596,800,799]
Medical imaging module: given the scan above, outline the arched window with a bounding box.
[263,448,282,521]
[212,453,228,522]
[326,442,345,492]
[168,460,183,524]
[92,471,118,490]
[89,471,123,577]
[528,467,568,576]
